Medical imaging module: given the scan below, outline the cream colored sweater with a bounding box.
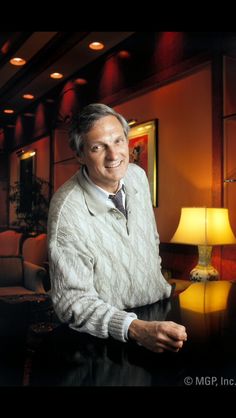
[47,163,171,342]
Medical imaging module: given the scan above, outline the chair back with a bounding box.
[22,233,48,266]
[0,230,23,256]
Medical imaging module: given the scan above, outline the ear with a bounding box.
[75,152,85,165]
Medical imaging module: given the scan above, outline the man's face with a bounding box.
[78,115,129,193]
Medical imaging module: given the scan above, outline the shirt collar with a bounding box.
[77,165,137,217]
[82,166,125,198]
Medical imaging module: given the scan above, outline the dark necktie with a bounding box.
[109,188,127,218]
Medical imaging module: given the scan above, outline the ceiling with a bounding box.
[0,31,135,129]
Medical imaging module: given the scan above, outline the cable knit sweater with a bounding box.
[47,163,171,342]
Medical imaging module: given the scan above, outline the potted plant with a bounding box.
[9,175,51,235]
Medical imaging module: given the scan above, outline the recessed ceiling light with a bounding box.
[22,94,35,100]
[50,72,63,79]
[10,57,26,66]
[3,109,14,114]
[75,78,88,85]
[89,42,105,51]
[20,150,36,160]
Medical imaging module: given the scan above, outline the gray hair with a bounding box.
[69,103,130,155]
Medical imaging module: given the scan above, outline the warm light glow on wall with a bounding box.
[98,55,123,98]
[89,41,105,51]
[75,78,88,85]
[1,41,10,55]
[22,94,35,100]
[50,72,63,79]
[10,57,26,66]
[117,50,131,59]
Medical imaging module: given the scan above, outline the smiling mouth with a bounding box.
[105,161,122,169]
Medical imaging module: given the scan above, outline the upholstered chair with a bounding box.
[0,230,23,256]
[22,233,48,266]
[0,233,48,297]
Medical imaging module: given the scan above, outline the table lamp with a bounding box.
[170,207,236,281]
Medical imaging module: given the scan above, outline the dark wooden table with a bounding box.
[0,293,54,386]
[27,281,236,387]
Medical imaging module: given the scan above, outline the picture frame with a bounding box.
[19,150,36,212]
[128,119,158,206]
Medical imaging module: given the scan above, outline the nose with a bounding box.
[106,145,119,160]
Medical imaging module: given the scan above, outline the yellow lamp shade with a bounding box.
[171,207,236,246]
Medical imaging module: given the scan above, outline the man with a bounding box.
[47,103,187,353]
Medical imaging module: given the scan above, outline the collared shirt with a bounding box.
[82,166,126,210]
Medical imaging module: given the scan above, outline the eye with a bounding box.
[115,137,125,144]
[90,144,104,152]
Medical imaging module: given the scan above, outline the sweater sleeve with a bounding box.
[48,242,137,342]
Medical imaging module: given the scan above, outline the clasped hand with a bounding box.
[128,319,187,353]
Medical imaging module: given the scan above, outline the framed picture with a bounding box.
[128,119,158,206]
[19,150,36,212]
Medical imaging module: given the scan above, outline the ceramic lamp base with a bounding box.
[190,245,219,282]
[190,265,219,282]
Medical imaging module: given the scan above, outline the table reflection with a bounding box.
[179,281,232,313]
[179,281,232,349]
[29,281,236,386]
